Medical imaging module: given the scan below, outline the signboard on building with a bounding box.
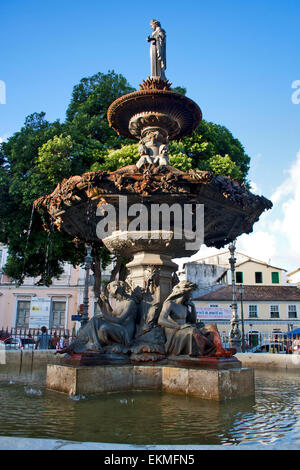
[71,315,82,322]
[196,306,232,321]
[29,297,51,329]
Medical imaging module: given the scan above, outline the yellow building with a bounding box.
[286,268,300,285]
[194,285,300,338]
[189,250,287,286]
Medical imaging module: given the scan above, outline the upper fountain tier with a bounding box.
[107,77,202,142]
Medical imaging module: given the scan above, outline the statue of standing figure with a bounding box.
[147,19,166,80]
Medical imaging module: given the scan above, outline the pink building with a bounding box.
[0,245,110,330]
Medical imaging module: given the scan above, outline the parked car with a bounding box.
[0,331,10,341]
[249,342,287,354]
[2,337,36,350]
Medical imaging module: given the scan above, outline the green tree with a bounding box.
[0,72,135,306]
[91,121,249,180]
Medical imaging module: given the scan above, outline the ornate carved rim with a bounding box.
[34,166,273,249]
[107,88,202,140]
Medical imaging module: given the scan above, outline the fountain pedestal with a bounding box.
[126,251,177,303]
[103,230,182,304]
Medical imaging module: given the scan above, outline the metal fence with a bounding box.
[220,331,294,353]
[0,326,295,353]
[0,327,77,350]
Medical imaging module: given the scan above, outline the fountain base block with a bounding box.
[60,353,131,367]
[166,355,241,370]
[46,363,254,401]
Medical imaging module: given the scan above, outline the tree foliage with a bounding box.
[91,121,249,178]
[0,70,250,297]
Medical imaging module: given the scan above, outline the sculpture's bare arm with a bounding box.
[102,301,136,325]
[99,293,113,316]
[158,302,180,330]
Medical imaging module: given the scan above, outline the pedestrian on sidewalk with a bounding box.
[35,326,52,350]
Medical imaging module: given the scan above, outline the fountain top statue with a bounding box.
[106,19,201,150]
[147,19,167,80]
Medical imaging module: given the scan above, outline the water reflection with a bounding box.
[0,369,300,445]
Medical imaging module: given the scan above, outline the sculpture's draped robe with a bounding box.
[66,299,138,353]
[150,27,166,80]
[158,301,217,356]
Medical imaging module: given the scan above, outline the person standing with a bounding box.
[292,335,300,355]
[59,334,69,349]
[50,332,59,350]
[35,326,52,350]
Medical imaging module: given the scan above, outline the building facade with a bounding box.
[0,244,112,331]
[182,250,300,339]
[194,285,300,340]
[286,269,300,285]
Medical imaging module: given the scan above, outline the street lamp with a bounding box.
[228,240,242,352]
[80,245,93,328]
[238,284,246,352]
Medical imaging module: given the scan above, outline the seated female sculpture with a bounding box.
[59,281,138,354]
[158,281,234,357]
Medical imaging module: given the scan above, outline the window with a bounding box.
[236,272,243,284]
[255,272,263,284]
[248,305,258,318]
[16,300,31,327]
[248,331,260,347]
[51,301,66,328]
[270,305,280,319]
[272,272,279,284]
[288,305,297,319]
[209,304,219,307]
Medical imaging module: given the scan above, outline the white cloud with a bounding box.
[0,135,9,144]
[249,181,262,195]
[236,231,276,264]
[270,151,300,256]
[271,151,300,204]
[238,149,300,271]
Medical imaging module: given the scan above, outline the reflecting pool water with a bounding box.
[1,369,300,446]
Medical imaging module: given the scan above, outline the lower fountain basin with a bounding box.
[1,368,300,447]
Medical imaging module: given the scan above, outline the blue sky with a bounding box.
[1,0,300,271]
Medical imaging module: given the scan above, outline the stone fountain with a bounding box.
[36,19,272,400]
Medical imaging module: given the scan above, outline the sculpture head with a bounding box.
[150,19,161,30]
[107,280,131,300]
[166,280,197,302]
